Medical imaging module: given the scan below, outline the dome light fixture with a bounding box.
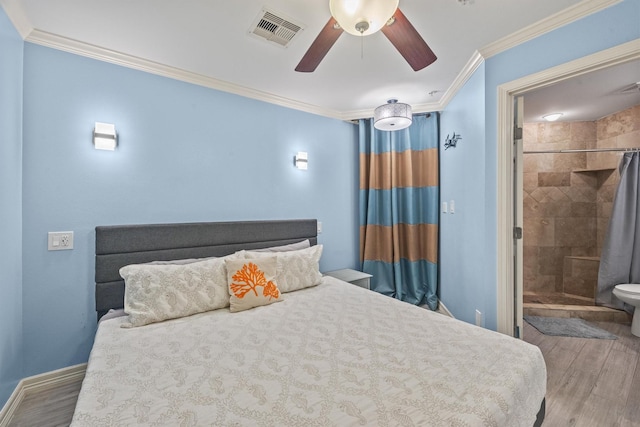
[374,99,412,131]
[329,0,399,36]
[542,113,563,122]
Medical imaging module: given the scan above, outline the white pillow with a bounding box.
[145,256,217,265]
[250,240,310,253]
[244,245,323,293]
[144,250,246,265]
[98,308,126,324]
[119,254,239,327]
[225,257,283,312]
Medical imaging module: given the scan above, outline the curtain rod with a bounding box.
[523,147,640,154]
[347,112,433,125]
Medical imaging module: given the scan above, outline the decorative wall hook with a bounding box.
[444,132,462,150]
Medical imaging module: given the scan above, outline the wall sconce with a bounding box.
[93,122,117,150]
[295,152,308,170]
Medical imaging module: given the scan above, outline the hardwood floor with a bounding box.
[7,379,82,427]
[524,320,640,426]
[7,321,639,426]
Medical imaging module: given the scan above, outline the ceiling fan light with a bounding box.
[329,0,399,36]
[374,99,412,131]
[542,113,563,122]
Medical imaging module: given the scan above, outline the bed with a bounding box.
[72,219,546,426]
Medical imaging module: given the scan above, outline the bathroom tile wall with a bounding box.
[523,121,597,296]
[523,104,640,299]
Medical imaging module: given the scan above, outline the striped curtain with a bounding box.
[359,113,439,310]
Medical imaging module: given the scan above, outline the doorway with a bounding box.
[496,40,640,337]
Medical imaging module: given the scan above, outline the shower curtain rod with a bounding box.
[523,147,640,154]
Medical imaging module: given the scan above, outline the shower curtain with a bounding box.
[597,152,640,313]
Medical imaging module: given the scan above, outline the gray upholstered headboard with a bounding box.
[95,219,317,320]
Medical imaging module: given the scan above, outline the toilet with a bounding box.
[613,284,640,337]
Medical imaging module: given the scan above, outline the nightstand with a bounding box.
[324,269,372,290]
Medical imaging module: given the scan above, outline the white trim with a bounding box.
[25,30,346,121]
[498,39,640,96]
[496,83,515,336]
[411,102,446,115]
[438,301,455,319]
[2,1,620,121]
[0,0,33,39]
[495,39,640,336]
[342,101,442,122]
[479,0,622,59]
[0,364,86,427]
[437,50,485,112]
[0,382,22,427]
[342,51,484,120]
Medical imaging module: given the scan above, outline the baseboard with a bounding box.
[0,363,86,427]
[0,383,22,427]
[438,301,455,319]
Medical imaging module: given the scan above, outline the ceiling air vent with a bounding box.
[249,8,304,48]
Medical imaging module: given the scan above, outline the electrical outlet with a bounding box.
[48,231,74,251]
[317,221,323,234]
[475,309,483,327]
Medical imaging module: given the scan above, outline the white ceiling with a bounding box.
[523,58,640,123]
[2,0,635,120]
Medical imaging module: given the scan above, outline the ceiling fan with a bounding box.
[296,0,437,73]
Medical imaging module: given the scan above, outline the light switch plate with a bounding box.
[48,231,74,251]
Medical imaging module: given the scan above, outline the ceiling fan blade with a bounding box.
[295,17,343,72]
[381,8,437,71]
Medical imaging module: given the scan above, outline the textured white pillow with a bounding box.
[145,256,217,265]
[225,257,283,312]
[244,245,323,293]
[250,240,310,253]
[119,256,234,327]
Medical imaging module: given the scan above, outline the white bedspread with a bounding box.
[72,277,546,426]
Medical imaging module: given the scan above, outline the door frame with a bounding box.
[495,39,640,336]
[513,96,524,338]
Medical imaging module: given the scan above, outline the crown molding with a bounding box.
[410,102,442,116]
[344,50,484,121]
[340,51,483,120]
[340,108,375,122]
[479,0,622,59]
[437,50,485,112]
[499,38,640,96]
[437,0,621,114]
[25,29,345,121]
[10,0,625,122]
[0,0,33,39]
[341,100,442,122]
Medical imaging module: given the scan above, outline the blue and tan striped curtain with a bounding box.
[359,113,439,310]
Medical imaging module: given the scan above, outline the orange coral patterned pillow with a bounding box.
[224,257,283,312]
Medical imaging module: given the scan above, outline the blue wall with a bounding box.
[0,7,23,406]
[21,44,359,378]
[439,64,486,326]
[4,0,639,407]
[441,0,640,329]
